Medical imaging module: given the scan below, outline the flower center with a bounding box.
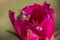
[29,7,47,24]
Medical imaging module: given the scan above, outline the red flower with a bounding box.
[9,1,55,40]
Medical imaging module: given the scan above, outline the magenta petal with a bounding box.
[9,10,22,39]
[9,10,15,24]
[22,6,33,15]
[49,9,56,21]
[47,19,54,39]
[43,1,50,9]
[43,2,56,21]
[40,15,54,39]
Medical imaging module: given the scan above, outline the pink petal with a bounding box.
[27,29,39,40]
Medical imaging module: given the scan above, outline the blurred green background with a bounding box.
[0,0,60,40]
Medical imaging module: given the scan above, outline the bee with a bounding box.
[17,11,30,20]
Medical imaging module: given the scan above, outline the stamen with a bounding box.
[32,19,39,26]
[17,10,31,20]
[36,19,38,25]
[32,19,36,25]
[36,26,43,31]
